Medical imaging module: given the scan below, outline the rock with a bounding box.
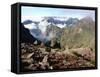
[22,58,33,64]
[21,52,34,59]
[21,42,95,71]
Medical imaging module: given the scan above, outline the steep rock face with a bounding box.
[20,23,36,43]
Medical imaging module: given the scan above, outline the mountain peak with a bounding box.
[80,16,94,22]
[23,20,33,25]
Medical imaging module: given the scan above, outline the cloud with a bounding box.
[38,20,50,33]
[24,23,37,29]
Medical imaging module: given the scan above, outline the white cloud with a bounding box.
[56,24,66,28]
[54,17,68,21]
[24,23,37,29]
[38,20,50,33]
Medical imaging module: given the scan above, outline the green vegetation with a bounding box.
[60,18,95,51]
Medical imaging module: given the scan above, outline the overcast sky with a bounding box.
[21,6,95,22]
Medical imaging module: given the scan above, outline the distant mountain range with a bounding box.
[22,17,79,41]
[23,17,79,27]
[21,16,95,49]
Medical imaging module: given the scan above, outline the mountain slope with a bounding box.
[20,23,36,43]
[60,17,95,51]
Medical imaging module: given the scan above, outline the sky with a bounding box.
[21,6,95,22]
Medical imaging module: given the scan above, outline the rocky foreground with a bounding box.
[21,43,95,72]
